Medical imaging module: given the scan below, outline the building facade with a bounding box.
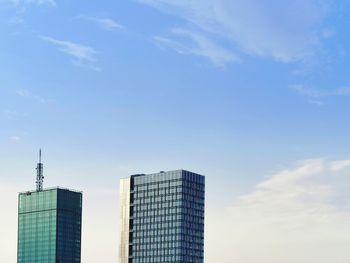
[119,170,205,263]
[17,188,82,263]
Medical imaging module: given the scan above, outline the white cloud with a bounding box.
[331,160,350,172]
[140,0,331,64]
[309,100,324,106]
[16,89,30,97]
[154,28,239,67]
[9,135,21,142]
[42,36,97,62]
[72,59,101,72]
[16,89,46,104]
[79,15,123,31]
[206,159,350,263]
[7,16,24,25]
[41,36,100,70]
[3,0,55,25]
[2,110,26,119]
[7,0,55,7]
[291,84,350,98]
[26,0,55,5]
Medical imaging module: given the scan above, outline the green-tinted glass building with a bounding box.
[17,188,82,263]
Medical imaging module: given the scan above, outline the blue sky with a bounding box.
[1,0,350,262]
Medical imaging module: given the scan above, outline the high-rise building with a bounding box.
[17,151,82,263]
[119,170,205,263]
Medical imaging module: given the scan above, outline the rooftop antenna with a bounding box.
[36,149,44,191]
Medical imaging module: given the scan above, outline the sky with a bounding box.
[1,0,350,262]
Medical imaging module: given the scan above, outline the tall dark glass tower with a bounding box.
[17,152,82,263]
[119,170,205,263]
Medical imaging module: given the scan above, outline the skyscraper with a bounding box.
[17,151,82,263]
[119,170,205,263]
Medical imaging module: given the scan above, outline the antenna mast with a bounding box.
[36,149,44,191]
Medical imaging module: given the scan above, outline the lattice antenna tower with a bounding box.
[36,149,44,191]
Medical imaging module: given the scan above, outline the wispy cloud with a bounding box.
[16,89,46,104]
[140,0,332,64]
[4,0,55,26]
[9,135,21,142]
[8,0,56,8]
[42,36,97,61]
[154,28,239,67]
[1,110,27,119]
[26,0,55,5]
[79,15,123,31]
[16,89,30,97]
[7,16,24,25]
[72,59,101,72]
[309,100,324,106]
[41,36,100,70]
[206,159,350,263]
[291,84,350,98]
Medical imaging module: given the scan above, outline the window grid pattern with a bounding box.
[18,190,57,263]
[130,170,205,263]
[17,189,82,263]
[56,190,82,263]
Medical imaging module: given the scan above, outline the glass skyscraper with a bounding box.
[119,170,205,263]
[17,188,82,263]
